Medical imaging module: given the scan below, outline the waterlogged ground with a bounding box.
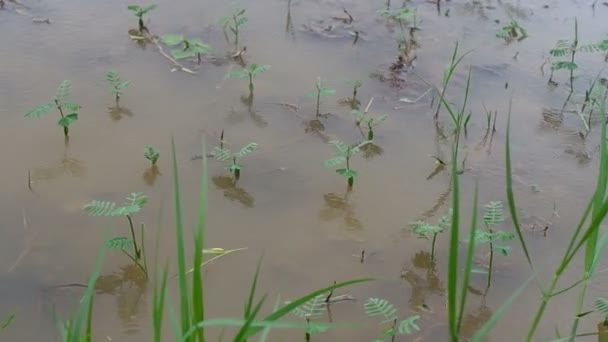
[1,0,608,340]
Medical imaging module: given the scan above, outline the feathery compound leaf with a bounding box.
[160,34,185,46]
[82,200,117,216]
[57,114,78,127]
[370,114,389,127]
[595,297,608,318]
[483,201,504,226]
[105,237,133,250]
[319,88,335,96]
[324,156,346,167]
[62,102,81,111]
[364,298,398,323]
[228,70,248,79]
[25,103,53,118]
[411,221,443,239]
[552,61,578,71]
[212,147,232,162]
[250,64,270,75]
[352,110,365,122]
[236,143,258,157]
[125,192,148,208]
[398,316,421,334]
[550,40,573,57]
[144,145,160,164]
[328,140,349,155]
[288,294,327,318]
[336,168,358,178]
[106,69,119,83]
[54,80,72,102]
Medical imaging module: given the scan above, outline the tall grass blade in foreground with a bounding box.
[447,145,460,342]
[457,184,479,331]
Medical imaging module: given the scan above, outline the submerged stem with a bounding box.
[126,215,141,260]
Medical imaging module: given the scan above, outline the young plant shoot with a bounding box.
[352,109,388,140]
[364,298,421,341]
[496,20,528,42]
[144,145,160,166]
[24,80,81,138]
[308,77,335,117]
[219,8,248,52]
[127,4,157,32]
[212,142,258,181]
[106,69,131,106]
[324,140,370,189]
[349,80,362,106]
[473,201,514,289]
[228,64,270,99]
[411,209,451,260]
[82,193,149,277]
[160,34,212,65]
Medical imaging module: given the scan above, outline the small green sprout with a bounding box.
[106,69,130,106]
[82,193,150,277]
[349,79,362,105]
[364,297,421,341]
[160,34,212,65]
[144,145,159,166]
[595,297,608,327]
[496,20,528,41]
[25,80,81,138]
[352,110,388,140]
[219,8,248,52]
[127,4,157,32]
[471,201,515,289]
[411,209,451,260]
[324,140,370,188]
[308,77,335,117]
[212,143,258,181]
[228,64,270,98]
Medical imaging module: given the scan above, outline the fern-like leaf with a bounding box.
[552,61,578,71]
[550,40,573,57]
[125,192,148,208]
[105,237,133,250]
[236,143,258,158]
[324,156,346,167]
[212,147,233,162]
[82,200,117,216]
[364,298,398,323]
[54,80,72,102]
[289,294,327,319]
[483,201,504,226]
[328,140,349,155]
[369,114,388,127]
[25,103,53,118]
[411,221,443,239]
[398,315,421,334]
[106,69,120,84]
[160,34,185,46]
[595,297,608,319]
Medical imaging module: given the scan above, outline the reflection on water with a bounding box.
[142,165,161,186]
[108,106,134,121]
[31,148,86,182]
[319,190,362,231]
[361,142,383,159]
[212,175,255,208]
[96,264,147,335]
[401,251,443,311]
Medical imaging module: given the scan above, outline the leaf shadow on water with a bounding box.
[95,263,147,335]
[107,106,134,121]
[400,251,444,311]
[361,142,384,159]
[319,190,362,231]
[142,165,161,186]
[212,175,255,208]
[30,146,86,183]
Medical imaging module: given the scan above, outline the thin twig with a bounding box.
[364,97,374,113]
[8,209,35,273]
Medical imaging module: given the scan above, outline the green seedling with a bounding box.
[160,34,212,65]
[496,20,528,41]
[212,143,258,181]
[106,69,130,106]
[471,201,514,289]
[25,80,81,138]
[127,4,157,32]
[144,145,160,166]
[228,64,271,98]
[219,8,248,52]
[82,193,149,277]
[596,297,608,327]
[352,110,388,140]
[324,140,370,189]
[548,18,608,92]
[411,209,451,260]
[348,80,362,107]
[308,77,335,117]
[364,298,421,341]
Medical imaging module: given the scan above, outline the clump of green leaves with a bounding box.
[308,77,335,117]
[106,69,130,106]
[364,298,421,341]
[496,20,528,42]
[24,80,81,138]
[352,110,388,140]
[160,34,212,65]
[472,201,514,289]
[144,145,160,166]
[127,4,157,32]
[324,140,370,189]
[82,193,149,277]
[219,8,248,52]
[212,143,258,181]
[228,64,271,98]
[411,209,451,260]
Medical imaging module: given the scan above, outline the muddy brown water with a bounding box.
[1,0,608,341]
